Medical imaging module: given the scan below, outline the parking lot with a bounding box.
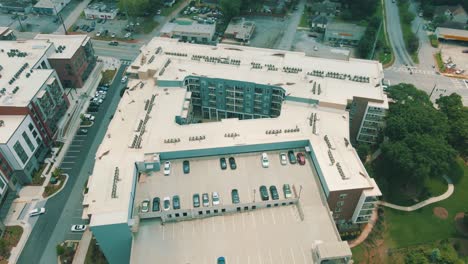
[292,31,352,60]
[132,149,342,263]
[440,42,468,77]
[247,16,290,49]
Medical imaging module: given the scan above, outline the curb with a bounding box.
[43,173,69,200]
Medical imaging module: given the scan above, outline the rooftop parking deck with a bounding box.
[132,149,345,263]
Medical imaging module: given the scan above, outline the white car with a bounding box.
[71,225,87,232]
[261,152,269,168]
[163,161,171,176]
[84,114,95,121]
[279,153,287,165]
[95,31,101,37]
[29,207,45,216]
[163,197,170,211]
[212,192,220,206]
[124,32,132,38]
[121,76,128,83]
[141,199,150,213]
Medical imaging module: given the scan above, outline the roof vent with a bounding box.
[0,120,4,127]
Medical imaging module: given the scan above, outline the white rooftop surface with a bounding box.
[161,22,215,35]
[0,115,26,144]
[131,38,387,107]
[0,40,55,107]
[0,27,12,36]
[34,34,89,59]
[131,152,343,263]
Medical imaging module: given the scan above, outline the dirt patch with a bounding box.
[433,207,448,219]
[455,212,468,237]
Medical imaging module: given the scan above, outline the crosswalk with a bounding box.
[121,59,132,66]
[386,65,437,75]
[449,78,467,90]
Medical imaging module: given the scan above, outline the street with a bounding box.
[92,40,143,61]
[276,0,306,50]
[17,65,128,264]
[385,0,414,66]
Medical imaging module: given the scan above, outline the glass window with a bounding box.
[13,141,28,164]
[0,178,5,190]
[339,193,348,199]
[22,132,35,152]
[28,123,34,131]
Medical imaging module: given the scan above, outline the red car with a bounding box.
[297,153,306,165]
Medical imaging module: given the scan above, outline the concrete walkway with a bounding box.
[72,230,92,264]
[348,209,379,248]
[379,175,454,212]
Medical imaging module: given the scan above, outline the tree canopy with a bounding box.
[220,0,241,21]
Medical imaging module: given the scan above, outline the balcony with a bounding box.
[361,203,375,210]
[365,196,378,203]
[356,215,371,223]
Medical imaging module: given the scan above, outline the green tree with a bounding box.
[56,244,65,256]
[118,0,151,16]
[464,212,468,228]
[405,250,429,264]
[220,0,241,21]
[0,239,9,258]
[433,14,447,26]
[357,144,370,163]
[436,93,468,158]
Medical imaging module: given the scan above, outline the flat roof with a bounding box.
[436,27,468,41]
[84,37,382,227]
[161,22,215,35]
[131,151,346,263]
[0,115,26,144]
[34,34,89,59]
[0,40,56,107]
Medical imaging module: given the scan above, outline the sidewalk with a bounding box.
[71,230,92,264]
[4,61,104,264]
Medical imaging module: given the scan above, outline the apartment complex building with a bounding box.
[83,38,386,264]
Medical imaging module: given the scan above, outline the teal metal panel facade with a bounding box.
[285,96,319,105]
[306,141,330,196]
[91,222,132,264]
[156,80,183,87]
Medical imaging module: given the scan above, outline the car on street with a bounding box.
[219,157,227,170]
[152,197,160,212]
[212,192,220,205]
[183,160,190,174]
[87,106,99,113]
[297,152,306,165]
[231,189,240,204]
[261,152,269,168]
[121,76,128,83]
[202,193,209,207]
[269,185,279,200]
[173,195,180,210]
[217,257,226,264]
[279,153,287,165]
[108,41,118,46]
[228,157,237,170]
[193,193,200,208]
[288,150,297,164]
[83,114,95,121]
[141,199,150,213]
[163,161,171,176]
[96,31,101,37]
[163,197,170,211]
[29,207,46,216]
[260,185,269,201]
[77,129,88,135]
[283,184,292,198]
[71,225,87,232]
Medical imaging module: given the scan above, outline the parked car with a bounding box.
[219,157,227,170]
[95,31,101,37]
[193,193,200,208]
[152,197,160,212]
[259,185,269,201]
[297,152,306,165]
[217,257,226,264]
[163,197,170,211]
[83,114,95,121]
[141,199,150,213]
[121,76,128,83]
[87,106,99,113]
[279,153,287,165]
[228,157,237,170]
[173,195,180,210]
[77,129,88,135]
[288,150,297,164]
[202,193,209,207]
[212,192,220,205]
[183,160,190,174]
[269,185,279,200]
[108,41,119,46]
[29,207,45,216]
[261,152,269,168]
[71,225,87,232]
[163,161,171,175]
[283,184,292,198]
[231,189,240,204]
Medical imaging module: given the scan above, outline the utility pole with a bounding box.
[17,16,24,32]
[369,20,383,60]
[54,5,67,35]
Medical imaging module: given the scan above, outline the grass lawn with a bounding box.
[100,69,117,85]
[298,6,311,28]
[384,158,468,248]
[397,0,419,64]
[31,163,47,186]
[140,18,159,34]
[0,226,23,260]
[43,174,66,198]
[85,239,108,264]
[435,52,446,72]
[161,0,186,16]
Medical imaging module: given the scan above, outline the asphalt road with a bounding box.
[18,65,128,264]
[92,40,143,61]
[385,0,414,66]
[276,0,306,50]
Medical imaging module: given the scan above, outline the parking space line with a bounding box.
[251,210,256,229]
[301,246,308,264]
[242,212,245,229]
[280,248,285,264]
[232,215,236,232]
[61,167,72,170]
[212,216,215,232]
[192,221,195,235]
[172,223,175,240]
[257,253,262,264]
[269,248,273,264]
[281,207,287,224]
[247,255,250,264]
[222,214,226,232]
[162,225,165,240]
[270,209,276,225]
[261,209,266,224]
[290,247,296,264]
[61,161,75,164]
[182,221,185,235]
[68,150,80,153]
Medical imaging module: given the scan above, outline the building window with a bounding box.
[337,201,345,207]
[334,214,340,219]
[22,132,35,152]
[13,141,28,164]
[339,193,348,199]
[334,207,342,213]
[28,123,34,131]
[183,212,187,216]
[0,178,5,191]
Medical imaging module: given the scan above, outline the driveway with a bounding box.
[17,65,127,264]
[384,0,414,66]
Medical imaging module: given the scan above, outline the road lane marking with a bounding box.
[61,161,75,164]
[68,150,80,153]
[290,247,296,264]
[61,167,73,170]
[301,246,307,264]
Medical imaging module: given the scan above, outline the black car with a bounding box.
[152,197,160,212]
[108,41,119,46]
[231,189,240,204]
[173,195,180,210]
[193,194,200,208]
[220,157,227,170]
[269,185,279,200]
[183,160,190,174]
[228,157,237,170]
[87,106,99,113]
[288,150,297,164]
[260,185,269,201]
